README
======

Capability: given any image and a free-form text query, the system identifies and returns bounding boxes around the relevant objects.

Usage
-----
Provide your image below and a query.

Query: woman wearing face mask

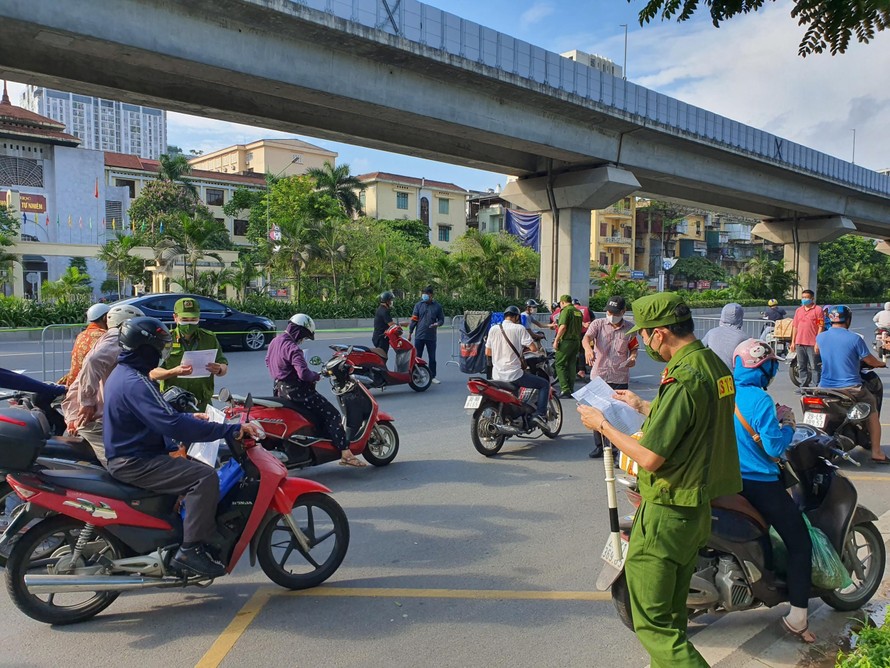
[154,297,228,412]
[581,295,639,458]
[732,338,814,643]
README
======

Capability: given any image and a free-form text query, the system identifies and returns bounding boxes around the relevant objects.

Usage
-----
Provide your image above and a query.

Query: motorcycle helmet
[733,338,779,387]
[107,304,145,329]
[119,316,172,356]
[504,305,521,318]
[379,291,394,304]
[550,302,559,311]
[525,299,539,308]
[289,313,316,340]
[884,301,890,311]
[86,303,111,323]
[828,305,852,325]
[767,299,778,307]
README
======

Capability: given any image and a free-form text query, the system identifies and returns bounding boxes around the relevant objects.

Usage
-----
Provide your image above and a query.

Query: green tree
[672,256,727,283]
[128,179,211,240]
[98,233,148,297]
[0,206,19,295]
[306,162,365,217]
[818,235,890,299]
[637,0,889,56]
[41,266,92,302]
[378,218,430,247]
[157,153,196,195]
[731,251,797,299]
[156,214,230,293]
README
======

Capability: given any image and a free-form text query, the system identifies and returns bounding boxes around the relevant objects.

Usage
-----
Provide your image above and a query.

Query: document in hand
[187,404,226,466]
[572,377,645,436]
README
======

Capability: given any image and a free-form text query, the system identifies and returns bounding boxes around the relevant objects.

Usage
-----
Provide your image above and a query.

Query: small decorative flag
[94,178,99,199]
[88,217,92,230]
[45,213,49,227]
[159,222,165,234]
[67,215,72,228]
[78,217,83,229]
[21,213,26,224]
[56,214,60,227]
[130,219,135,232]
[111,218,116,230]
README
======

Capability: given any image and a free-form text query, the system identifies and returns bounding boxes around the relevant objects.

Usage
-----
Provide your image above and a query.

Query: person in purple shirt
[265,313,365,467]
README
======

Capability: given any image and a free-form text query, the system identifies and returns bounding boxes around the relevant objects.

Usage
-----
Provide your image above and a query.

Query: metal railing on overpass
[295,0,890,197]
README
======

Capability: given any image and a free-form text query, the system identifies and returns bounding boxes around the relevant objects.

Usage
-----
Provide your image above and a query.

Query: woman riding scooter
[732,338,814,643]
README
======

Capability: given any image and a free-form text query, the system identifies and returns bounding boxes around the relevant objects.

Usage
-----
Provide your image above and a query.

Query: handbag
[734,406,799,489]
[498,323,528,370]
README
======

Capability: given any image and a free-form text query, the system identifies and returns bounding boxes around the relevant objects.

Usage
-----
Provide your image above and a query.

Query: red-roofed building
[356,172,468,249]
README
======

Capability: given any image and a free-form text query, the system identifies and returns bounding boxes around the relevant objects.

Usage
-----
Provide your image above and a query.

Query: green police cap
[559,294,572,304]
[627,292,690,334]
[174,297,200,318]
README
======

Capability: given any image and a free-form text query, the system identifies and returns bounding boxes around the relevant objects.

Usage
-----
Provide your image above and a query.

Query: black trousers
[108,455,218,545]
[416,338,437,378]
[741,478,813,608]
[276,385,348,451]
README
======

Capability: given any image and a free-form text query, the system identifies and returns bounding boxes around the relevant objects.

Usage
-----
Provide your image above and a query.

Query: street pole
[851,128,856,164]
[620,24,627,80]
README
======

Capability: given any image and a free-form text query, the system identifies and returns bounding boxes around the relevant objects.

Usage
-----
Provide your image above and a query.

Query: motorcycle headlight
[847,402,871,422]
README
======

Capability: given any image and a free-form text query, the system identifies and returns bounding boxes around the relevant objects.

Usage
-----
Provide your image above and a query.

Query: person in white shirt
[486,306,550,430]
[873,302,890,330]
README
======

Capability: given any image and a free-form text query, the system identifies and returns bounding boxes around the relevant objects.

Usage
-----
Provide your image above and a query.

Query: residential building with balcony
[591,197,636,273]
[356,172,468,249]
[467,189,507,233]
[187,138,336,178]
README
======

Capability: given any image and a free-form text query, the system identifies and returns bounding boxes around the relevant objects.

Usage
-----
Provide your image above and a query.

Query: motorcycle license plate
[803,412,827,428]
[600,534,629,570]
[464,394,483,410]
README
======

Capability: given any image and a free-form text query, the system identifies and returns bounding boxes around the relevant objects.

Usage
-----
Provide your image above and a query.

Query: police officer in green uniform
[153,297,228,411]
[552,294,583,397]
[578,293,741,668]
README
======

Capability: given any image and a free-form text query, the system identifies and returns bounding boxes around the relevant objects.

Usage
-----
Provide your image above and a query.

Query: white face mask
[608,314,622,325]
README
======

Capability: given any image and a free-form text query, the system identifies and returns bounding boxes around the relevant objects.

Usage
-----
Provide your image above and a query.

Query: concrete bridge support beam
[752,216,855,299]
[501,167,640,304]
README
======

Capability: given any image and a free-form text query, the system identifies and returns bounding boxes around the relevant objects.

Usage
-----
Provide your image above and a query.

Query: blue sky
[9,1,890,191]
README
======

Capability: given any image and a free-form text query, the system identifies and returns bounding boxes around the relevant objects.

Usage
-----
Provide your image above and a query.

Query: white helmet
[107,304,145,329]
[884,302,890,311]
[86,303,111,323]
[289,313,316,340]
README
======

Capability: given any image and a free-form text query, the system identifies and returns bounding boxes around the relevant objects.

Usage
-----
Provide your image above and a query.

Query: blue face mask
[421,294,430,302]
[801,298,813,306]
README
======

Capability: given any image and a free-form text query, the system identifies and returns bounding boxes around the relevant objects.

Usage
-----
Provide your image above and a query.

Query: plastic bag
[187,404,226,466]
[769,516,852,590]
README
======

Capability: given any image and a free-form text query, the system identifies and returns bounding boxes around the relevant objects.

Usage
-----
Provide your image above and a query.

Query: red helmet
[733,338,777,369]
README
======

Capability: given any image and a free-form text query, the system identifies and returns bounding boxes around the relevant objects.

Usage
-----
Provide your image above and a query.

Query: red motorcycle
[224,354,400,468]
[330,324,432,392]
[465,353,563,456]
[1,396,349,625]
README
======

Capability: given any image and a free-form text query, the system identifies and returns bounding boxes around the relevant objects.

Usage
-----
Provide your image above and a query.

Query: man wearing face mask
[789,289,824,389]
[577,292,741,667]
[156,298,227,412]
[408,285,445,384]
[581,296,638,458]
[104,317,262,578]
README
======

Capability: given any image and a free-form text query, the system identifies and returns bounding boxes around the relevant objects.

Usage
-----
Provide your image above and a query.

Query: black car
[113,294,276,351]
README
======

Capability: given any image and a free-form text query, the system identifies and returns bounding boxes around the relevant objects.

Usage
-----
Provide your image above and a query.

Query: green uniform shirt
[557,304,583,341]
[160,327,227,411]
[638,340,742,507]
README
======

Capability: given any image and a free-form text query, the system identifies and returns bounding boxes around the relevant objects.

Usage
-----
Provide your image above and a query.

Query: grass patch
[836,615,890,667]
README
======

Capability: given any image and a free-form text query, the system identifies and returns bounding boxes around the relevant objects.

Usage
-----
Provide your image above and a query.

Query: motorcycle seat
[38,468,166,501]
[41,437,99,463]
[370,347,388,360]
[486,379,519,392]
[711,494,768,530]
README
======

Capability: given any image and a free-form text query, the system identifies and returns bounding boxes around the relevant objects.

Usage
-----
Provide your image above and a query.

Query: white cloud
[519,2,554,29]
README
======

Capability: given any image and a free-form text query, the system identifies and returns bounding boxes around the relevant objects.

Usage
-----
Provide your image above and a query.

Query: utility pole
[851,128,856,164]
[619,24,628,80]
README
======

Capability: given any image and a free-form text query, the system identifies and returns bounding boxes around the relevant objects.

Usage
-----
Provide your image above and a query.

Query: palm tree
[230,254,260,301]
[41,267,92,302]
[98,233,145,297]
[306,162,365,217]
[153,214,228,292]
[157,153,197,196]
[310,218,350,299]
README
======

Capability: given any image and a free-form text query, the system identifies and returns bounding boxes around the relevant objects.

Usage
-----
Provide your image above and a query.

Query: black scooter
[799,369,883,453]
[598,407,886,629]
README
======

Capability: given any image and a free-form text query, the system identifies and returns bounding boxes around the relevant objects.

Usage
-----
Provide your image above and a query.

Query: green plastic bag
[768,516,852,591]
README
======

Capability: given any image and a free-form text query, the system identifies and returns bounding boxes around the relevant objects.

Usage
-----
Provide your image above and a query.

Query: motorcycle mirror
[218,388,231,403]
[847,402,871,422]
[309,356,323,366]
[244,393,254,416]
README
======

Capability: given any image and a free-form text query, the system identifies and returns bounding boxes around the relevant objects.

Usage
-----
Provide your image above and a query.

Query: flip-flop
[871,457,890,465]
[340,457,367,468]
[780,617,816,644]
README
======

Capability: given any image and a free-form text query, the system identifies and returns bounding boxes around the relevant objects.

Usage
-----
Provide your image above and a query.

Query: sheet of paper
[572,377,645,436]
[187,404,226,467]
[180,349,218,378]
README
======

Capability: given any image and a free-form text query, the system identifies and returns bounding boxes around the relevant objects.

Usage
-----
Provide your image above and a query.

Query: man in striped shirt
[582,295,639,458]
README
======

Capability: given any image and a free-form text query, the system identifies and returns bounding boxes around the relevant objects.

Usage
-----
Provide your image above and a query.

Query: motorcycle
[222,354,400,468]
[330,324,432,392]
[0,394,349,625]
[799,368,883,453]
[465,352,563,456]
[874,328,889,363]
[599,406,886,630]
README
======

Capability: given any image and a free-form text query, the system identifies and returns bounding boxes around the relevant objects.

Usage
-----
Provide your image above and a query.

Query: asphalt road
[1,317,889,667]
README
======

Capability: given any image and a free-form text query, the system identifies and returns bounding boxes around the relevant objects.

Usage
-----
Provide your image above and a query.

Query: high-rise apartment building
[22,86,167,159]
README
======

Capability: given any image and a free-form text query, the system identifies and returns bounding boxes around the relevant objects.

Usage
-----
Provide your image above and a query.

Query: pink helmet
[733,338,777,369]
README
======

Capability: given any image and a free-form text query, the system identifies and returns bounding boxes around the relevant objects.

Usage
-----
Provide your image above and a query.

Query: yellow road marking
[194,586,609,667]
[194,587,272,668]
[846,473,890,481]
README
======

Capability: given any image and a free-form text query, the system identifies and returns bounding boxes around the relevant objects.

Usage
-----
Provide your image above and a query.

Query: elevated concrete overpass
[2,0,889,299]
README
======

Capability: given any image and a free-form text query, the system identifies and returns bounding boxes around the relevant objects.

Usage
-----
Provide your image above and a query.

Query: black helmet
[379,291,394,303]
[525,299,539,308]
[119,316,172,353]
[504,305,521,317]
[550,302,559,311]
[828,304,852,324]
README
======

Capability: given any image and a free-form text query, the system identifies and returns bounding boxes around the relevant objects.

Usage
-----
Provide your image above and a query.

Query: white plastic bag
[187,404,226,467]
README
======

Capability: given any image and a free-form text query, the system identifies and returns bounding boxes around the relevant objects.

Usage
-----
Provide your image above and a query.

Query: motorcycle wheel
[610,573,635,632]
[788,358,801,387]
[362,422,400,466]
[821,521,886,611]
[257,492,349,590]
[471,405,505,456]
[5,516,123,624]
[408,365,432,392]
[542,396,563,438]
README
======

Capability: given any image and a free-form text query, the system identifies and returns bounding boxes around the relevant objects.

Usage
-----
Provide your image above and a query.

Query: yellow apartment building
[590,196,637,274]
[188,138,337,178]
[356,172,468,250]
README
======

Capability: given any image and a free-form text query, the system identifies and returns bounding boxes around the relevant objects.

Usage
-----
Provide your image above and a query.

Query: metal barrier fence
[447,315,464,368]
[692,317,771,341]
[40,324,81,382]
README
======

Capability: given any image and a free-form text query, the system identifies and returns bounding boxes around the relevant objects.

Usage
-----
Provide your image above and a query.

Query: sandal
[340,456,367,468]
[781,617,816,644]
[871,456,890,465]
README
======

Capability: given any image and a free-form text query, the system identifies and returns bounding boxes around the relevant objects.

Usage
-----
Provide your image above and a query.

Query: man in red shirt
[790,289,824,389]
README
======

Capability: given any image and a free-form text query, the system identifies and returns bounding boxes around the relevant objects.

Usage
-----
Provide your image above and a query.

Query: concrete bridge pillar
[501,167,640,305]
[751,216,855,299]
